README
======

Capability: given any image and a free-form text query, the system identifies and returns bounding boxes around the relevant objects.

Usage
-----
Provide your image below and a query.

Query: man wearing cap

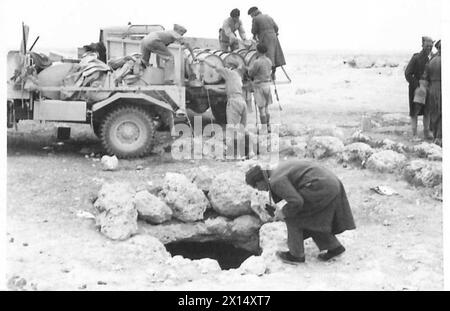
[140,24,193,67]
[405,36,434,140]
[245,160,356,264]
[421,40,442,146]
[219,9,248,52]
[248,43,273,132]
[248,6,286,79]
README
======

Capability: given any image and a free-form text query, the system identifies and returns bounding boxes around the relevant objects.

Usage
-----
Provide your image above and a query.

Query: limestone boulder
[259,222,288,254]
[379,139,407,154]
[412,143,442,161]
[339,142,373,166]
[159,173,209,222]
[165,255,202,282]
[94,182,138,241]
[117,235,171,265]
[231,215,262,237]
[403,160,442,187]
[204,216,232,236]
[259,222,288,273]
[194,258,222,274]
[366,150,407,173]
[208,171,254,217]
[101,155,119,171]
[239,256,267,276]
[134,190,172,224]
[250,190,273,223]
[186,166,215,193]
[307,136,344,159]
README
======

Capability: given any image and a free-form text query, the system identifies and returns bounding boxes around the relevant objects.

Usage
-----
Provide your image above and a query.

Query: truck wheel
[100,106,155,158]
[210,99,227,125]
[93,122,101,138]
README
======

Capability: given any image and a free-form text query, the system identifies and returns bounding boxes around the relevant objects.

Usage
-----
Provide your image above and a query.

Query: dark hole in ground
[165,241,256,270]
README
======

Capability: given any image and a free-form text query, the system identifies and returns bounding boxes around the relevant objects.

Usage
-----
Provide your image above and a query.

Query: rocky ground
[5,52,443,290]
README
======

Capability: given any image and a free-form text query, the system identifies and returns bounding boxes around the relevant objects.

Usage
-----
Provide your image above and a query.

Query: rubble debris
[195,258,222,274]
[350,130,374,145]
[307,136,344,159]
[403,160,442,188]
[365,150,407,173]
[94,182,138,241]
[159,173,209,222]
[208,171,254,217]
[118,235,171,264]
[101,155,119,171]
[339,142,373,166]
[378,139,408,154]
[134,190,173,224]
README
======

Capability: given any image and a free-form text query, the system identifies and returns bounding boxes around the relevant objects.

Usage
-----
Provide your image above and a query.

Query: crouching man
[245,160,356,263]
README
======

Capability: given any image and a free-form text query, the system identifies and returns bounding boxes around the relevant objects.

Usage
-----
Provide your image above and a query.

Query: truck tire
[210,98,227,125]
[100,106,155,158]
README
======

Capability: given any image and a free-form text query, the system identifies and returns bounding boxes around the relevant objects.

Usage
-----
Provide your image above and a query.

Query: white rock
[101,155,119,171]
[119,235,171,264]
[134,190,172,224]
[159,173,209,222]
[259,222,288,253]
[250,190,273,223]
[412,143,442,161]
[307,136,344,159]
[239,256,267,276]
[340,142,373,166]
[208,171,254,217]
[366,150,407,173]
[403,160,442,187]
[166,256,201,282]
[204,216,232,235]
[231,215,262,237]
[194,258,222,274]
[94,182,138,240]
[186,166,215,193]
[350,130,373,144]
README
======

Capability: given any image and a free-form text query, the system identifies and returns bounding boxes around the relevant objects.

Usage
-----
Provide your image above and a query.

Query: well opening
[165,240,257,270]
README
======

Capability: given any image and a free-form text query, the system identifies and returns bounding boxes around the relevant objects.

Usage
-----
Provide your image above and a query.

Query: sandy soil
[5,52,443,290]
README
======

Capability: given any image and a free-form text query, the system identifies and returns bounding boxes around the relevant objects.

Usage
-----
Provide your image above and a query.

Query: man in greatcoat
[405,36,434,140]
[248,6,286,80]
[421,40,442,146]
[245,160,356,264]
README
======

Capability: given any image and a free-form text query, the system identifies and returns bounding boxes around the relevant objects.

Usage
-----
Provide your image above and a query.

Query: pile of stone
[92,170,275,252]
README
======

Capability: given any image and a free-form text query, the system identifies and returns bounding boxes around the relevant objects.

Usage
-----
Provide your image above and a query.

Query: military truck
[7,23,288,158]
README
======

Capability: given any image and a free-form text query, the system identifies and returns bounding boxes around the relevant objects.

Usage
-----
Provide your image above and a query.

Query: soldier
[245,160,356,264]
[219,8,248,51]
[405,36,434,140]
[140,24,193,67]
[248,6,286,80]
[248,43,273,132]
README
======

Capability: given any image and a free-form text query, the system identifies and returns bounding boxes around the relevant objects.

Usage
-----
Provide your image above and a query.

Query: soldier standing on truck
[219,9,248,51]
[140,24,193,67]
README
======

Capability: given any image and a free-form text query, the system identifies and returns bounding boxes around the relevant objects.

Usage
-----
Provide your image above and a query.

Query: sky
[0,0,444,53]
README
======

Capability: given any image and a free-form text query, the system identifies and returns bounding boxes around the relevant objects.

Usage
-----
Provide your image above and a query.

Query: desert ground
[6,51,443,291]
